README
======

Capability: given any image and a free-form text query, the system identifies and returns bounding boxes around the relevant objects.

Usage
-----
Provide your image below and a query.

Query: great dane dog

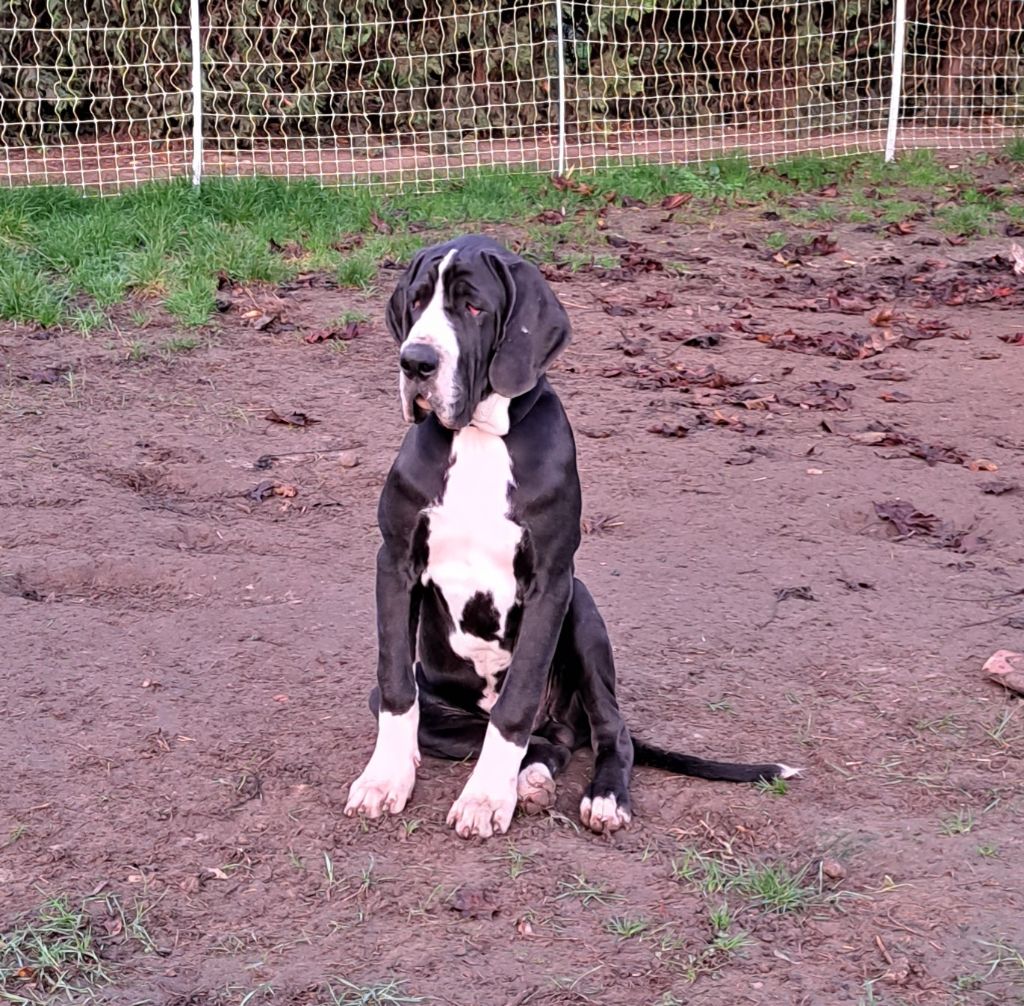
[345,235,795,839]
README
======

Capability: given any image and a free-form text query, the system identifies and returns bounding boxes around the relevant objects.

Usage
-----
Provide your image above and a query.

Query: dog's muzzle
[399,343,438,423]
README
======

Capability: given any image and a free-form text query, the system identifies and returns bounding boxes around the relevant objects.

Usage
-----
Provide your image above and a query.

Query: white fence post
[553,0,568,175]
[190,0,203,185]
[884,0,908,162]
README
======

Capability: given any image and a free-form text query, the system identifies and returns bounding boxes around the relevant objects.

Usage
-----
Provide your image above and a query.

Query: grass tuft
[321,977,425,1006]
[671,848,818,914]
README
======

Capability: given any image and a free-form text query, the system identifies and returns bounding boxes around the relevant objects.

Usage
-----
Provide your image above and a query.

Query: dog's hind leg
[560,578,635,834]
[516,736,572,815]
[370,683,487,761]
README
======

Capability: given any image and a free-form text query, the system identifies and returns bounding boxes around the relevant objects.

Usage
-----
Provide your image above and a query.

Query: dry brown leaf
[982,650,1024,695]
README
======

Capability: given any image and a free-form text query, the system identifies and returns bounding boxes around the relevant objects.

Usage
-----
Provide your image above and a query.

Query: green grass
[0,893,157,1004]
[671,848,818,914]
[159,335,201,357]
[940,809,976,836]
[0,149,1010,330]
[937,203,990,237]
[1005,136,1024,162]
[321,978,425,1006]
[605,915,649,939]
[755,776,790,797]
[556,873,625,908]
[0,896,109,1002]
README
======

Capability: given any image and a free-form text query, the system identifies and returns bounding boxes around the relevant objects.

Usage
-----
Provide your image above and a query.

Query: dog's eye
[466,304,481,317]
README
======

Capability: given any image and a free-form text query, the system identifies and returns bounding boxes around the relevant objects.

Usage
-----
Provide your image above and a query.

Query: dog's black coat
[356,235,790,836]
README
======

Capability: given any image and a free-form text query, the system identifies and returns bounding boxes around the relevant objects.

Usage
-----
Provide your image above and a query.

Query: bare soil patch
[3,178,1023,1005]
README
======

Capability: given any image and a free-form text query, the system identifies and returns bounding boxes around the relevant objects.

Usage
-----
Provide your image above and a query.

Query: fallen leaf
[516,916,535,937]
[873,500,941,537]
[305,321,362,343]
[265,409,320,427]
[887,219,915,236]
[1011,242,1024,276]
[982,650,1024,695]
[451,887,499,919]
[369,210,392,235]
[648,422,691,438]
[997,332,1024,345]
[246,480,299,502]
[980,479,1018,495]
[774,585,817,602]
[661,193,692,210]
[782,380,854,411]
[16,365,70,384]
[967,459,998,472]
[644,290,675,309]
[868,306,896,327]
[873,499,984,553]
[879,391,912,403]
[242,308,282,332]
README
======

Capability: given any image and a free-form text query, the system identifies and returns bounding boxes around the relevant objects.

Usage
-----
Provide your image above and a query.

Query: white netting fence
[0,0,1021,193]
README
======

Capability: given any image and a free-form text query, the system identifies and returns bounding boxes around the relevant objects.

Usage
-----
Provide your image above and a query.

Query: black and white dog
[345,236,795,839]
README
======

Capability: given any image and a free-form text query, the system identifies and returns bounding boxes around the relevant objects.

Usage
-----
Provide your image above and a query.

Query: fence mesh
[0,0,1021,192]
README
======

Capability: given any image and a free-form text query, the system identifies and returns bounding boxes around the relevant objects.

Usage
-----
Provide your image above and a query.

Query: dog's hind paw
[580,793,631,835]
[517,763,556,815]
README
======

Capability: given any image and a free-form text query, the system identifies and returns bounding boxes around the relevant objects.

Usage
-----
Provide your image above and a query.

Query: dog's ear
[482,251,571,399]
[386,247,435,344]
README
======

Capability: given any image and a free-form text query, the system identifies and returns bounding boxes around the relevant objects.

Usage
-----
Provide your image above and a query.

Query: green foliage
[2,1,1018,150]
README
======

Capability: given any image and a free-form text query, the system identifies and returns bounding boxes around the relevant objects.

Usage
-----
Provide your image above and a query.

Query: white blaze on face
[400,249,460,425]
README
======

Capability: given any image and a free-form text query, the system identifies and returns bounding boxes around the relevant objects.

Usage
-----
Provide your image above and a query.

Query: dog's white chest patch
[424,426,521,710]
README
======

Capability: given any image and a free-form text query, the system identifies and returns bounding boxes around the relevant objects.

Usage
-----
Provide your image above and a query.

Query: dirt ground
[3,168,1024,1006]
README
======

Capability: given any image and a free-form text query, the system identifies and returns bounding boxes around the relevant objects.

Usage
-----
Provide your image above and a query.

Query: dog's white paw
[345,761,417,819]
[517,763,556,815]
[447,785,517,839]
[580,793,631,834]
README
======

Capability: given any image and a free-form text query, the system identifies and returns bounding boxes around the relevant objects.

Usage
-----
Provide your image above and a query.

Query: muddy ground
[3,165,1024,1006]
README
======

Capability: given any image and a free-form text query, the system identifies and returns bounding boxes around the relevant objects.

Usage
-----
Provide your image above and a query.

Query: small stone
[822,858,846,880]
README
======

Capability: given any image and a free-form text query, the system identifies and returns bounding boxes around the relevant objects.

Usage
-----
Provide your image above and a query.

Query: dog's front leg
[345,545,421,819]
[447,575,572,839]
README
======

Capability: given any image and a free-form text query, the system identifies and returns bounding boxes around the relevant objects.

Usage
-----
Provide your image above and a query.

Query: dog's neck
[470,394,511,436]
[469,381,548,437]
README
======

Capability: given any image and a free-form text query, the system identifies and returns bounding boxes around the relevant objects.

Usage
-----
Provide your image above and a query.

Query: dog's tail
[631,737,800,784]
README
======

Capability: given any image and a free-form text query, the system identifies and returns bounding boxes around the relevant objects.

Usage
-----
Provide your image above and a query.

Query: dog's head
[385,235,571,435]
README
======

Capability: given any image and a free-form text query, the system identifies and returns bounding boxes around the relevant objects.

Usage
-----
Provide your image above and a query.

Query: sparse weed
[983,708,1017,747]
[1006,137,1024,162]
[0,892,159,1001]
[321,977,425,1005]
[556,873,625,908]
[679,929,754,983]
[672,848,817,914]
[605,915,649,939]
[159,335,200,357]
[755,776,790,797]
[940,810,975,837]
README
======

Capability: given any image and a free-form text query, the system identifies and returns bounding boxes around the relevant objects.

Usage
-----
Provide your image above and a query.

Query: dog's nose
[400,343,439,380]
